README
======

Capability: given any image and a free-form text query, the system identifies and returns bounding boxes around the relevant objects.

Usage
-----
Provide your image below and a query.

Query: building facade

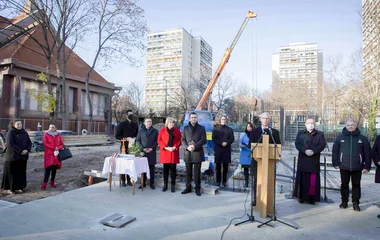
[272,42,323,113]
[0,9,116,133]
[145,28,212,114]
[363,0,380,86]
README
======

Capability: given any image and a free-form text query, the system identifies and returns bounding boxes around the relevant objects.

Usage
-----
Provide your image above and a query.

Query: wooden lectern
[252,135,281,218]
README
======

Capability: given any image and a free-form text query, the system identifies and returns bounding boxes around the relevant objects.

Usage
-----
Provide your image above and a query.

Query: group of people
[1,120,65,194]
[115,110,207,196]
[1,113,379,217]
[293,118,379,213]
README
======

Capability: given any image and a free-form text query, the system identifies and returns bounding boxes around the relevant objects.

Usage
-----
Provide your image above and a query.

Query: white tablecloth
[102,156,150,182]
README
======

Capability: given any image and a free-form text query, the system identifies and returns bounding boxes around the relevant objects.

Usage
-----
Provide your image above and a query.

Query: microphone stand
[235,133,273,227]
[258,129,298,229]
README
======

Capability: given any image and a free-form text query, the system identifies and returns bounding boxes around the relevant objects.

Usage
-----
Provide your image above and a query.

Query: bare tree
[84,0,147,134]
[212,72,236,112]
[124,81,145,117]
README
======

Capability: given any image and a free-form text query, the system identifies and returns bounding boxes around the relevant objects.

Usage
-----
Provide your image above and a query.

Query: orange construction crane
[195,11,257,110]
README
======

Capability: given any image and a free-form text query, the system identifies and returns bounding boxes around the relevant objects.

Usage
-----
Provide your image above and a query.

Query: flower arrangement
[128,143,143,157]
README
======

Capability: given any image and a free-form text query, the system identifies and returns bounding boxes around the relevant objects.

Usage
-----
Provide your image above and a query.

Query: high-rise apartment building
[272,42,323,113]
[145,28,212,114]
[363,0,380,85]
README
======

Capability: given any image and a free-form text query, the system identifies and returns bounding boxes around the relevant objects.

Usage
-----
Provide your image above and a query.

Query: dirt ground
[0,144,120,204]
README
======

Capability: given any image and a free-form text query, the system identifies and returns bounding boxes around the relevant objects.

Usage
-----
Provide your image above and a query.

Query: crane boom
[195,11,257,111]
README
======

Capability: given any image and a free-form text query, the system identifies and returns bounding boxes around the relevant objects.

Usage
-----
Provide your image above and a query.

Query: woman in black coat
[1,120,32,193]
[212,115,235,188]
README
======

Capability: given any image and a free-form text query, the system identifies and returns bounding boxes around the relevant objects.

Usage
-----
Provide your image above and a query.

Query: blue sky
[77,0,363,92]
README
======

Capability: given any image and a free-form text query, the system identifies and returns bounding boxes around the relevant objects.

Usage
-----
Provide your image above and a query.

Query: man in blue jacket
[332,119,371,212]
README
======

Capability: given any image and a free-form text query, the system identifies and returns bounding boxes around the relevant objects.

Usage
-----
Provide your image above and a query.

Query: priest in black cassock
[293,118,326,204]
[249,112,281,206]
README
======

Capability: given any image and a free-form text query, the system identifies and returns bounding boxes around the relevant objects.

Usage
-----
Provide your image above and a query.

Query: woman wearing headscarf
[1,120,32,193]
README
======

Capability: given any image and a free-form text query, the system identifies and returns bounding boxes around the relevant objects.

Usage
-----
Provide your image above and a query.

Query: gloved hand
[54,150,59,156]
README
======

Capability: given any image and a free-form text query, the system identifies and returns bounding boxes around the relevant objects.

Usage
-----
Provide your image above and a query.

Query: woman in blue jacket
[239,122,254,188]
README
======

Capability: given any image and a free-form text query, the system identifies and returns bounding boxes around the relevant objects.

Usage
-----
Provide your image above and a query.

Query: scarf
[245,130,251,138]
[167,127,174,147]
[47,131,59,137]
[11,127,23,134]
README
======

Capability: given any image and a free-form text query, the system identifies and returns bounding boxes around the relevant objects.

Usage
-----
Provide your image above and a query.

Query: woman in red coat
[41,124,64,190]
[158,117,181,193]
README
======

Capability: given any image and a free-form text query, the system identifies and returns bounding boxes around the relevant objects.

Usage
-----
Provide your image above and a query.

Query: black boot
[171,185,175,193]
[353,202,360,212]
[181,187,191,194]
[162,185,168,192]
[339,201,348,209]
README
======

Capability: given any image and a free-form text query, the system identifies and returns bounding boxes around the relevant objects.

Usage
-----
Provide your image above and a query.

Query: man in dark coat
[371,135,380,220]
[293,118,326,204]
[371,135,380,184]
[332,119,371,212]
[249,112,281,206]
[136,118,158,189]
[115,109,139,186]
[181,112,207,196]
[212,115,235,188]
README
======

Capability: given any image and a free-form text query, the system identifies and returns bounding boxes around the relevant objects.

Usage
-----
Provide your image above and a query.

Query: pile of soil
[0,144,120,204]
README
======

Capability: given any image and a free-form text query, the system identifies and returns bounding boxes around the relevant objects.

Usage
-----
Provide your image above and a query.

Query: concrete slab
[0,149,379,240]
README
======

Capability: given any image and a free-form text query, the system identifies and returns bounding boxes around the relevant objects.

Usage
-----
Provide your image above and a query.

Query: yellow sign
[206,132,212,140]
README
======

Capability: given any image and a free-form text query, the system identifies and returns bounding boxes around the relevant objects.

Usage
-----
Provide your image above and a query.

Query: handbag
[58,147,72,161]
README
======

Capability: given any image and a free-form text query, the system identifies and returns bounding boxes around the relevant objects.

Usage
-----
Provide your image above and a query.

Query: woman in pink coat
[41,124,64,190]
[158,117,181,192]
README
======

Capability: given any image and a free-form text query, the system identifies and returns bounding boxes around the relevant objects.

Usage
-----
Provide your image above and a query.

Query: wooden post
[121,138,127,154]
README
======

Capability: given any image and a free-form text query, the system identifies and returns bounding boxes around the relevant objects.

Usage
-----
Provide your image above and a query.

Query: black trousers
[215,163,229,184]
[142,164,155,186]
[163,163,177,186]
[44,165,57,183]
[243,167,249,184]
[340,169,362,203]
[185,162,201,190]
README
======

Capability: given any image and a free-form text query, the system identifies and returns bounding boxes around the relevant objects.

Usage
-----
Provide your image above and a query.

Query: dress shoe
[121,182,127,187]
[171,185,175,193]
[127,182,133,186]
[50,181,56,188]
[40,182,47,190]
[309,199,315,205]
[162,185,168,192]
[181,188,191,194]
[339,201,348,209]
[353,202,360,212]
[298,199,304,204]
[15,189,23,193]
[138,185,146,189]
[195,189,201,196]
[150,184,155,190]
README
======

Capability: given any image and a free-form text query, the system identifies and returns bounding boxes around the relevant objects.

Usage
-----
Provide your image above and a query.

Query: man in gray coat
[136,118,158,189]
[181,112,207,196]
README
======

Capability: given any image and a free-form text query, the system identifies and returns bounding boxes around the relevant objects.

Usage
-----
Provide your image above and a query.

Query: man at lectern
[249,112,281,206]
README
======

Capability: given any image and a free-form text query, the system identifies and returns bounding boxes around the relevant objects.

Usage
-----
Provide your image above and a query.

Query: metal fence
[0,118,109,134]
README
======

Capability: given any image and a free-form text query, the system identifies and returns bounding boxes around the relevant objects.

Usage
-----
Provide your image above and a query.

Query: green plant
[128,144,142,157]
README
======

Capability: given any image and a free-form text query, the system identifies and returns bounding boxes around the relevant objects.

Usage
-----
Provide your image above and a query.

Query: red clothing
[158,127,181,164]
[43,132,64,169]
